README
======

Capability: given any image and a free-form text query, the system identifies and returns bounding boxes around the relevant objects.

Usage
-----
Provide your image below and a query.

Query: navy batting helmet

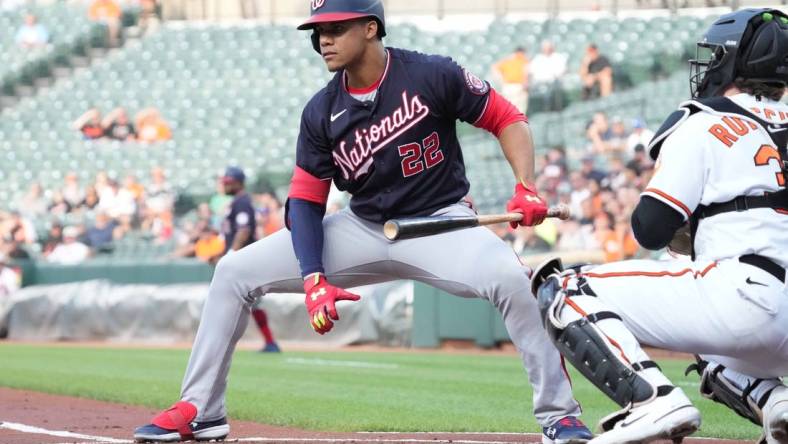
[690,8,788,98]
[298,0,386,53]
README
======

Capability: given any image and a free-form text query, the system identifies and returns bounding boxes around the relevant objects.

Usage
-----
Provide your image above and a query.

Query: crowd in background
[0,107,657,268]
[484,111,655,262]
[73,107,172,142]
[0,166,288,266]
[12,0,162,51]
[492,41,614,114]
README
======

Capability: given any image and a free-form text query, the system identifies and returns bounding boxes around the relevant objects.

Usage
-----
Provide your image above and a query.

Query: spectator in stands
[255,192,284,238]
[94,171,111,196]
[88,0,122,47]
[512,227,551,256]
[62,173,85,209]
[626,118,655,154]
[48,190,72,217]
[122,174,145,204]
[18,182,48,218]
[626,144,652,176]
[194,226,224,263]
[135,108,172,143]
[102,108,136,141]
[568,171,591,216]
[80,186,100,211]
[137,0,162,36]
[41,223,63,257]
[73,109,105,140]
[580,44,613,100]
[142,167,175,230]
[47,226,90,265]
[555,219,595,251]
[5,238,29,260]
[528,40,568,111]
[150,210,174,244]
[0,253,20,298]
[606,116,631,155]
[99,179,136,225]
[1,211,36,245]
[84,212,118,253]
[580,155,606,184]
[586,112,617,155]
[492,47,529,113]
[15,14,49,48]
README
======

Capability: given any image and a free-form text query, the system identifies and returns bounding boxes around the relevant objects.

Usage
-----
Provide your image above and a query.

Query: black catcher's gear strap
[696,190,788,219]
[686,356,774,426]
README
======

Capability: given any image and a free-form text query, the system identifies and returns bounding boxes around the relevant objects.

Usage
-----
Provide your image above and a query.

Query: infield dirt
[0,387,750,444]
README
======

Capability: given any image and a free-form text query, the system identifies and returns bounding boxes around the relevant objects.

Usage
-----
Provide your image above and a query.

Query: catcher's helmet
[298,0,386,53]
[690,8,788,98]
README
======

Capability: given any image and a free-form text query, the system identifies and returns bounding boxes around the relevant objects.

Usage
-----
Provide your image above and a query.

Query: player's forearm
[498,121,536,185]
[631,196,685,250]
[288,198,326,278]
[231,228,251,251]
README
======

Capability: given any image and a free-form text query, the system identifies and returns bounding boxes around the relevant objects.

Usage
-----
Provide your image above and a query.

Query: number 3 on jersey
[398,132,444,177]
[754,144,786,187]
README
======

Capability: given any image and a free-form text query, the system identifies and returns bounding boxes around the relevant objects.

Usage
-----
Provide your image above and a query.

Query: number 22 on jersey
[398,132,444,177]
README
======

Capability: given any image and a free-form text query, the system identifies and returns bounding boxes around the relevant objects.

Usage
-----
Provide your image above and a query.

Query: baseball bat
[383,204,571,241]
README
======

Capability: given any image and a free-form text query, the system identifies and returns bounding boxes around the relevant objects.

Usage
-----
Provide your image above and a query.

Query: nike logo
[746,277,768,287]
[620,412,649,427]
[330,109,347,122]
[768,125,787,133]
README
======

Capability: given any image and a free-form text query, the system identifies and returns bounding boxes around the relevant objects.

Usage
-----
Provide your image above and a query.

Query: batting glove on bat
[506,182,548,228]
[303,274,361,335]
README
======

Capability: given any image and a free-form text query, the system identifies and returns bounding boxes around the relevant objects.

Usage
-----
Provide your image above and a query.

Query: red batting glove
[303,274,361,335]
[506,182,548,228]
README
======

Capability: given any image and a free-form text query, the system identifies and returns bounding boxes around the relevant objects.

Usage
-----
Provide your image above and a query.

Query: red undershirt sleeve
[473,88,528,137]
[288,166,331,205]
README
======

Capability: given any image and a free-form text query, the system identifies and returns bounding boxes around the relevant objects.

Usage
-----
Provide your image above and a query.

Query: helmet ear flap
[311,31,320,54]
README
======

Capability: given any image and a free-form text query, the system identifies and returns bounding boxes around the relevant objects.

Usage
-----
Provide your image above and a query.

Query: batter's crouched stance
[133,1,593,443]
[532,9,788,444]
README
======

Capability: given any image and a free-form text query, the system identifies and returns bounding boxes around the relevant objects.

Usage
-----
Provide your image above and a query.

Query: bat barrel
[384,215,479,241]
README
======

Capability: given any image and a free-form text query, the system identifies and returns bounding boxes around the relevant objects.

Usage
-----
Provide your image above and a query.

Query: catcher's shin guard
[686,357,775,426]
[534,265,657,410]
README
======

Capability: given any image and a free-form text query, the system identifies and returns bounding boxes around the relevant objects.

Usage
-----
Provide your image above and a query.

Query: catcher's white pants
[556,257,788,390]
[178,204,580,426]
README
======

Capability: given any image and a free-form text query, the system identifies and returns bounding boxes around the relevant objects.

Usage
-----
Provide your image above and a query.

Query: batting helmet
[298,0,386,53]
[690,8,788,98]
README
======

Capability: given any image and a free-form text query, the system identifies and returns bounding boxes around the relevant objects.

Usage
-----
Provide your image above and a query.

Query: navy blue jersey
[296,48,491,223]
[222,192,257,252]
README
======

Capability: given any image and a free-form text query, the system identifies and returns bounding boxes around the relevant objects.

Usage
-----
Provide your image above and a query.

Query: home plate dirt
[0,387,748,444]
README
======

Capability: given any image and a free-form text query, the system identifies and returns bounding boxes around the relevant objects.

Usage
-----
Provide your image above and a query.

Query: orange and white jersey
[643,93,788,267]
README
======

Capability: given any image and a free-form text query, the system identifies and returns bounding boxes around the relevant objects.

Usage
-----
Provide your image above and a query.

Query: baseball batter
[133,1,593,442]
[530,9,788,444]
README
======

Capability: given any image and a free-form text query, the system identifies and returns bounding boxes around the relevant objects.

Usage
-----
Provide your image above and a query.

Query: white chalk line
[285,357,399,370]
[234,439,520,443]
[51,441,515,444]
[0,420,131,443]
[4,420,745,444]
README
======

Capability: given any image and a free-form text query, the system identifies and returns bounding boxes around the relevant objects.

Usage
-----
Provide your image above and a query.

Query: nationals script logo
[333,91,430,180]
[311,0,326,10]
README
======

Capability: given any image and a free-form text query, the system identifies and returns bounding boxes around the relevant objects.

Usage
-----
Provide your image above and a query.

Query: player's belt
[739,254,786,283]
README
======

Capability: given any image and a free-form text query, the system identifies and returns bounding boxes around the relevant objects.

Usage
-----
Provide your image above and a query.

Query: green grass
[0,343,760,439]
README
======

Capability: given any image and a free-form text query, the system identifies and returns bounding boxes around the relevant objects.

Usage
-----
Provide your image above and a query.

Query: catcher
[532,8,788,444]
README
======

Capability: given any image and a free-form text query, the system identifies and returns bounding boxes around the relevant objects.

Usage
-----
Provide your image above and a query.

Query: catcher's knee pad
[535,272,656,409]
[686,357,774,426]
